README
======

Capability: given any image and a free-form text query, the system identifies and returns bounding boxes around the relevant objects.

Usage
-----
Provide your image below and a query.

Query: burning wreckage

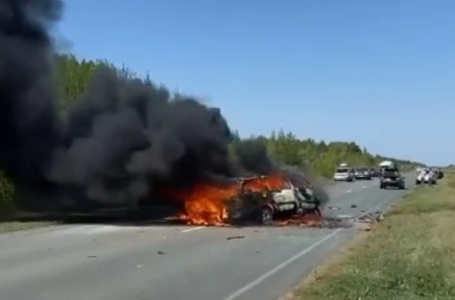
[228,174,326,225]
[0,0,332,229]
[156,173,328,226]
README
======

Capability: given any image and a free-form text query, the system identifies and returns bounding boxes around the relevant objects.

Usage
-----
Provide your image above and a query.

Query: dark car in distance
[379,168,405,189]
[369,168,379,177]
[354,167,372,180]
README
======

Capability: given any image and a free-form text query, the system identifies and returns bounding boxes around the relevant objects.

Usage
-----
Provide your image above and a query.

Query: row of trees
[0,54,420,213]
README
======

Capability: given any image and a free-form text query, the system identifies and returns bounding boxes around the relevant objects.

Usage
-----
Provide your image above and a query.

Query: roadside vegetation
[296,169,455,300]
[0,54,420,228]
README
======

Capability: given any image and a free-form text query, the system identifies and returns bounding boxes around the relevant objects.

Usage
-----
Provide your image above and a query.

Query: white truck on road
[379,160,396,176]
[379,160,395,169]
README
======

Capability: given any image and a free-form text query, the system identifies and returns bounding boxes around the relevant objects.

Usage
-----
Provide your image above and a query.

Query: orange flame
[274,212,323,227]
[242,174,288,193]
[181,182,237,225]
[156,174,323,227]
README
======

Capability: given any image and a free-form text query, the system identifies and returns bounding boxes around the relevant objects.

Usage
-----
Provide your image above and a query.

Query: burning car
[226,174,327,225]
[152,172,328,226]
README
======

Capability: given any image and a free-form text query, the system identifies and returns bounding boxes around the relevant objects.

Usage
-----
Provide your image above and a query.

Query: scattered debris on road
[227,235,245,240]
[358,210,384,223]
[157,251,166,255]
[354,210,385,231]
[351,204,357,208]
[87,255,97,259]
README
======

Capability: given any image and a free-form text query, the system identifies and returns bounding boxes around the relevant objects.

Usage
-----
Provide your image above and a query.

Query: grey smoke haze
[0,0,284,208]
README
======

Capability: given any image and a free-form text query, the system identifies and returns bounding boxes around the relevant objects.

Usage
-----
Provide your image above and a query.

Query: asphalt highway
[0,175,415,300]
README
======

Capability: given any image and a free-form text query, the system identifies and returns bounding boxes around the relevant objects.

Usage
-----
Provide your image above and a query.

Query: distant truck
[378,160,397,176]
[379,160,396,169]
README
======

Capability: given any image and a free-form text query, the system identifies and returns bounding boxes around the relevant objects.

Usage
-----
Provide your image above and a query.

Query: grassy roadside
[0,220,57,234]
[0,209,58,234]
[295,170,455,300]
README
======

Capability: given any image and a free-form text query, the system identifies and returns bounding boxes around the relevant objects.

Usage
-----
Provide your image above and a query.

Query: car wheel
[259,205,274,225]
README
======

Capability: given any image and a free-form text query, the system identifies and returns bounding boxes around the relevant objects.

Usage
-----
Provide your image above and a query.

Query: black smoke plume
[0,0,328,212]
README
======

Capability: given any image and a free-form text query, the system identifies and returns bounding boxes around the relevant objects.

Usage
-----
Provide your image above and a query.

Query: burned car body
[227,174,327,225]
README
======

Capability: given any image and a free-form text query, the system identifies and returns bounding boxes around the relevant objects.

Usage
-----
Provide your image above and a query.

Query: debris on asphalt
[327,206,340,210]
[227,235,245,240]
[350,204,357,208]
[87,255,97,259]
[355,210,384,231]
[376,211,384,222]
[157,251,166,255]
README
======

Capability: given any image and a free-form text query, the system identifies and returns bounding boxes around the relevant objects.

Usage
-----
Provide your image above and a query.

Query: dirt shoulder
[293,170,455,300]
[0,220,57,234]
[0,210,59,234]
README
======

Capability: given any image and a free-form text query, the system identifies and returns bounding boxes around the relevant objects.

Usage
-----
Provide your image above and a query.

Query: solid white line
[220,228,343,300]
[346,189,352,193]
[337,214,352,218]
[181,226,205,233]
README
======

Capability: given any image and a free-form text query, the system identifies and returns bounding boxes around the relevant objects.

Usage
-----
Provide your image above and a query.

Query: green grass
[0,211,59,234]
[296,171,455,300]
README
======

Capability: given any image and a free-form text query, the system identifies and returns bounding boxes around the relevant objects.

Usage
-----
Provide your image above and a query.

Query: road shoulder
[0,218,57,234]
[288,171,455,300]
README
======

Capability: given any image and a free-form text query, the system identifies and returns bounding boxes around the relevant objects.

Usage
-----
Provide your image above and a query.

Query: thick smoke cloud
[0,0,63,187]
[0,0,326,211]
[48,68,241,205]
[234,139,276,175]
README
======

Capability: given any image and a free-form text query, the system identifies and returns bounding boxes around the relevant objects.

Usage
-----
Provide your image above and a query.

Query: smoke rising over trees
[0,0,420,215]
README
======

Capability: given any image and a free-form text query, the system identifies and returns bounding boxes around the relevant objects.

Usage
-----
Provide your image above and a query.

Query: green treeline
[0,54,420,212]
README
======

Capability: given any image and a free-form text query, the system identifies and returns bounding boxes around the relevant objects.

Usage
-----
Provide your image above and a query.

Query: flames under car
[141,173,327,226]
[225,175,326,225]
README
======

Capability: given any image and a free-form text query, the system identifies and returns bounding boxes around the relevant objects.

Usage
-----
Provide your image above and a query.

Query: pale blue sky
[58,0,454,165]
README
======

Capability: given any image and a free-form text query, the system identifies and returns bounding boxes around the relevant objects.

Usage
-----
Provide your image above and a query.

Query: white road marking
[346,189,352,193]
[337,214,352,218]
[181,226,205,233]
[84,225,141,234]
[221,228,343,300]
[47,225,141,236]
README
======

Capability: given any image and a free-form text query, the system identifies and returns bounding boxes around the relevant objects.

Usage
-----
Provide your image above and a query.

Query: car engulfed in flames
[161,173,328,226]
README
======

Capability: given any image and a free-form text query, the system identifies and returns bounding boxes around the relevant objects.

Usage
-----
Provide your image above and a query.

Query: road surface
[0,175,415,300]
